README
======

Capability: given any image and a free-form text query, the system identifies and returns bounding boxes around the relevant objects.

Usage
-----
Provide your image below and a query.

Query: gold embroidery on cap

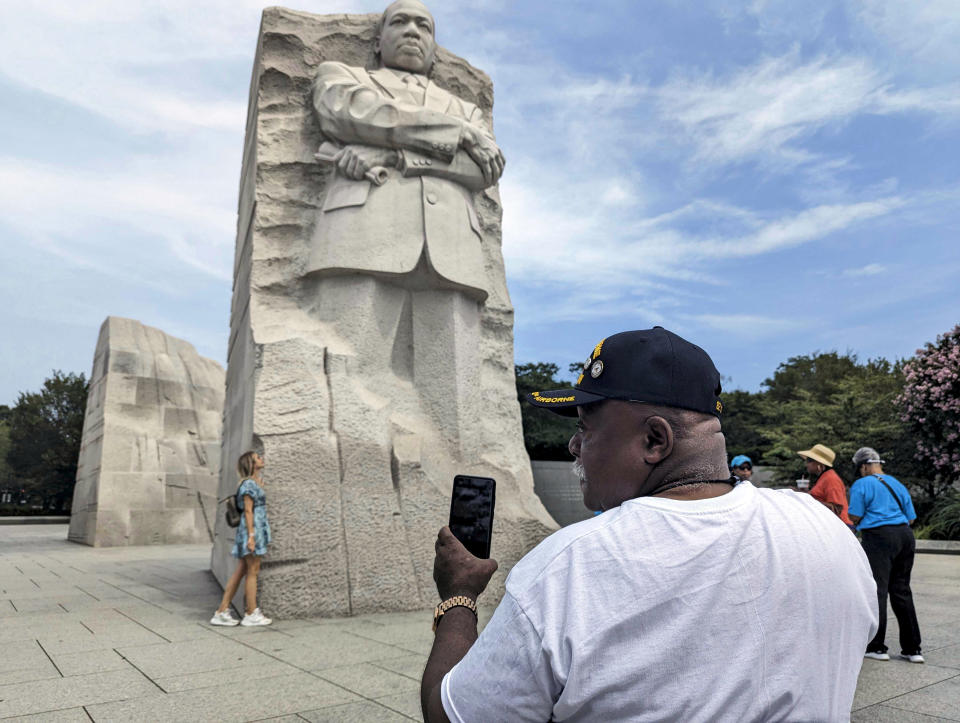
[716,400,723,413]
[532,392,575,403]
[592,338,606,359]
[576,374,584,386]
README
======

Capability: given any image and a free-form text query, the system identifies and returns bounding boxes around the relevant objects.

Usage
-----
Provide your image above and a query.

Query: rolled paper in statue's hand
[314,142,388,186]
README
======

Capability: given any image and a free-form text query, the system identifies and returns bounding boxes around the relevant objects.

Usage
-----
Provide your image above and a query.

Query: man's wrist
[437,589,478,603]
[433,595,478,633]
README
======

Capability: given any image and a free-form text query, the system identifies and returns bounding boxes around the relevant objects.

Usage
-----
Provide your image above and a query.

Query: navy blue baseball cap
[527,327,724,418]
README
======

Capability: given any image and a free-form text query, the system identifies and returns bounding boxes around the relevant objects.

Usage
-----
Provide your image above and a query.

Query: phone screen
[449,475,496,559]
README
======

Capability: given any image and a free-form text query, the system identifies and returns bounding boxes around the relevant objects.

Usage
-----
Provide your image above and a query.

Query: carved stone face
[376,0,437,73]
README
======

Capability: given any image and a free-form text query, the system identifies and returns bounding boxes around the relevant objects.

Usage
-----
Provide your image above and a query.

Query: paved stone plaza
[1,525,958,722]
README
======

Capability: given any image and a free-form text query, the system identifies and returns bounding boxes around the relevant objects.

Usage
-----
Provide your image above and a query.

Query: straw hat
[797,443,836,467]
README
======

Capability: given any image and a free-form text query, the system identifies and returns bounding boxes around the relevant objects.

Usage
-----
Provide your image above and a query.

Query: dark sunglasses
[734,463,752,471]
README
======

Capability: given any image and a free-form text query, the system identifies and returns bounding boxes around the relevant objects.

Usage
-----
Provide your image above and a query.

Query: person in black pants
[848,446,923,663]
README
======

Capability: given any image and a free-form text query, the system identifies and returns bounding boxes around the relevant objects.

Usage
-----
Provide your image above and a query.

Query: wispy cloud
[0,158,234,281]
[855,0,960,73]
[683,313,808,337]
[503,167,903,290]
[842,263,886,277]
[656,53,960,169]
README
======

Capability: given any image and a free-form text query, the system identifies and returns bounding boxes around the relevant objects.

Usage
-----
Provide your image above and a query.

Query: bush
[914,491,960,541]
[896,323,960,504]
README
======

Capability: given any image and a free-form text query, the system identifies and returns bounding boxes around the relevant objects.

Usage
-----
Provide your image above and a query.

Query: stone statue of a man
[305,0,507,452]
[211,2,556,616]
[308,0,505,298]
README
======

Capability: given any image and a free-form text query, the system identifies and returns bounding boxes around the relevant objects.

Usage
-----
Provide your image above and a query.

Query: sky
[1,0,958,405]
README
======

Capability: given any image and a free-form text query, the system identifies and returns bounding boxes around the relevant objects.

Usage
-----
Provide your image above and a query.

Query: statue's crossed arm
[312,61,503,188]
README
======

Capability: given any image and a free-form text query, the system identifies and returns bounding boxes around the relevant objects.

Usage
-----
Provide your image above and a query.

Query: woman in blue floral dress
[210,451,273,627]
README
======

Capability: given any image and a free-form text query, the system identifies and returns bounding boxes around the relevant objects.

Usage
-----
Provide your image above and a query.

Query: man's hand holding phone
[433,526,498,601]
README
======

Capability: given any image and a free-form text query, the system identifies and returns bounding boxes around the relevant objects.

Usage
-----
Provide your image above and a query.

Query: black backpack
[220,483,243,527]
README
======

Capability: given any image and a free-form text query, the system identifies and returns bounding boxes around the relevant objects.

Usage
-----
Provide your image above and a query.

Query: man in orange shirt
[798,443,852,527]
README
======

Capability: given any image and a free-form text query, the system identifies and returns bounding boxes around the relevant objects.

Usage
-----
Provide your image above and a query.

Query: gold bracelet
[432,595,478,633]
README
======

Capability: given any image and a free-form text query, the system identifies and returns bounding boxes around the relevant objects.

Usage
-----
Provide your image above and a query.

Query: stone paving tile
[921,621,960,653]
[299,699,413,722]
[0,706,93,722]
[5,597,78,614]
[52,648,134,677]
[37,625,168,656]
[86,672,359,723]
[852,703,959,722]
[371,653,427,681]
[853,659,960,710]
[881,675,960,721]
[315,662,420,699]
[0,640,51,674]
[0,668,161,718]
[375,690,424,721]
[0,616,85,644]
[154,659,302,693]
[285,638,413,671]
[114,636,278,679]
[208,625,297,646]
[0,664,61,686]
[925,643,960,670]
[244,628,412,670]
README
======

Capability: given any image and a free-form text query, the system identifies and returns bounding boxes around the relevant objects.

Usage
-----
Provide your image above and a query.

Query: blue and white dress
[231,479,272,558]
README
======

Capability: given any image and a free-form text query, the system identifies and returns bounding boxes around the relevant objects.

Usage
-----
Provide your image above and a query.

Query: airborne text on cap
[531,392,575,403]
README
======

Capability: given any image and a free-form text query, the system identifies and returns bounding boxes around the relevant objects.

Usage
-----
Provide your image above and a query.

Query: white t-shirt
[441,481,878,722]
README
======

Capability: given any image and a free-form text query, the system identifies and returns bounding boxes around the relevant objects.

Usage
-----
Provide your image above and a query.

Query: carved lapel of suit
[424,80,452,114]
[369,67,420,105]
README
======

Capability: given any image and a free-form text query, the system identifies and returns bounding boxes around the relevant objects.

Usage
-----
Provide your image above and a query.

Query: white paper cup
[796,479,810,491]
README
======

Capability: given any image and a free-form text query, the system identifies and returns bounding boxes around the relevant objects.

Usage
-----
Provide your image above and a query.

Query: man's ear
[641,415,674,465]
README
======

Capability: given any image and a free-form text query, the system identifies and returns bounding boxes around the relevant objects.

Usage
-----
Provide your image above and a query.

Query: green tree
[0,409,11,487]
[516,362,577,460]
[6,371,88,510]
[756,353,917,492]
[719,389,767,464]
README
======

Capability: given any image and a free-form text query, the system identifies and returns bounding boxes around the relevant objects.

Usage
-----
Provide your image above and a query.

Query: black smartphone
[449,475,496,559]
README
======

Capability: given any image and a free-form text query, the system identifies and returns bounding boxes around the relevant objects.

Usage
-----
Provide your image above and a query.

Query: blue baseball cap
[730,455,752,469]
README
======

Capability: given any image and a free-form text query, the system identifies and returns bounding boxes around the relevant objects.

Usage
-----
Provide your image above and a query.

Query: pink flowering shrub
[896,324,960,496]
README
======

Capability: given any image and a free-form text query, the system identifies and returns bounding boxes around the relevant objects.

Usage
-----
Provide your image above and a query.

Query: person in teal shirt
[848,447,922,663]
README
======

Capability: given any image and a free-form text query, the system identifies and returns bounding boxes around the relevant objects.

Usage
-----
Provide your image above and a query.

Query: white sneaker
[210,610,239,626]
[899,653,925,663]
[864,651,890,661]
[240,608,272,626]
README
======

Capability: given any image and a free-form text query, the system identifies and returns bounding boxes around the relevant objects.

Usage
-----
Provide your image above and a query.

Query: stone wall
[68,317,225,546]
[531,461,594,527]
[211,7,557,617]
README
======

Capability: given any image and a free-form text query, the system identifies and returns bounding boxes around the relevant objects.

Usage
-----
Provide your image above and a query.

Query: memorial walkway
[1,525,958,721]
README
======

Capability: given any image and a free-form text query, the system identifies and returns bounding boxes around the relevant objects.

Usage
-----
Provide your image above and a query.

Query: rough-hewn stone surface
[211,7,557,617]
[68,317,224,547]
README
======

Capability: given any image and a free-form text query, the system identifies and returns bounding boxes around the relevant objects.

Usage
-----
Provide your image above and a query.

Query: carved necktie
[402,73,426,105]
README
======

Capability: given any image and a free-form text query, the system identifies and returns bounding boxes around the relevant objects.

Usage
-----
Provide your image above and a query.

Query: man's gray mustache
[573,459,586,483]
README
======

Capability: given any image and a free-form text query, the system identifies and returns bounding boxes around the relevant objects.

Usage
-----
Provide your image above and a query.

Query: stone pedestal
[68,317,225,546]
[211,7,557,618]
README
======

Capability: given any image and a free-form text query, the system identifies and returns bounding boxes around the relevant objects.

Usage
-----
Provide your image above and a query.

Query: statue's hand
[336,145,398,181]
[460,125,505,186]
